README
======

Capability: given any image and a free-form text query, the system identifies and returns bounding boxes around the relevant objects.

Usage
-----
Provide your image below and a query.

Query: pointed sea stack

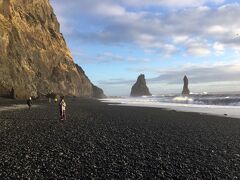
[182,75,190,95]
[130,74,151,97]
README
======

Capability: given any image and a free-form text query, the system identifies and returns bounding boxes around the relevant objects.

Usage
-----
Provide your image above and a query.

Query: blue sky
[50,0,240,96]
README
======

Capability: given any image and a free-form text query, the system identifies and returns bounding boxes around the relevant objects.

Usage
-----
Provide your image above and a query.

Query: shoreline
[101,99,240,119]
[0,104,40,112]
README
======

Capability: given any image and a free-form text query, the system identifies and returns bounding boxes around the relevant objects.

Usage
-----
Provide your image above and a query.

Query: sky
[50,0,240,96]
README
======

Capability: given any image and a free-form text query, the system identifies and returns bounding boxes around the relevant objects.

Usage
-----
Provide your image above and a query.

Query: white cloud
[206,25,228,35]
[71,47,125,63]
[173,35,189,44]
[187,46,211,56]
[119,0,225,7]
[51,1,240,58]
[93,3,126,17]
[181,37,211,56]
[213,42,225,55]
[71,47,154,64]
[162,44,179,56]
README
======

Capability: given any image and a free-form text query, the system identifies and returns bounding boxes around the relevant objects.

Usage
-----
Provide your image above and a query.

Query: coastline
[0,98,239,178]
[0,104,40,112]
[101,98,240,119]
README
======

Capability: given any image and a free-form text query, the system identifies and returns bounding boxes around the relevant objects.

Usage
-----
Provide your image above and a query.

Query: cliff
[130,74,151,97]
[182,75,190,95]
[91,84,106,99]
[0,0,104,99]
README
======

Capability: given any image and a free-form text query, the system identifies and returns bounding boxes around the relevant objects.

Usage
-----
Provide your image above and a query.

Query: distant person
[59,96,66,121]
[27,97,32,110]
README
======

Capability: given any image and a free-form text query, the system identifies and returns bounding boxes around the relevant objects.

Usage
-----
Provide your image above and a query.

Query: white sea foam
[172,96,193,102]
[101,96,240,119]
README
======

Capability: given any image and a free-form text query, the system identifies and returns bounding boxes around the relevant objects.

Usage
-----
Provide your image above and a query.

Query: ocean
[101,93,240,119]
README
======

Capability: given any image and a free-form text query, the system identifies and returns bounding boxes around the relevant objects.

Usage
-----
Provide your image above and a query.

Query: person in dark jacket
[27,97,32,110]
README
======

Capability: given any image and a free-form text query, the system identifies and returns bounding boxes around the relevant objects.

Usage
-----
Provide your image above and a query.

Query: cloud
[206,25,228,35]
[151,64,240,85]
[72,50,125,63]
[97,52,125,62]
[187,44,210,56]
[51,0,225,11]
[213,42,225,55]
[50,1,240,58]
[99,78,134,85]
[117,0,225,7]
[71,48,152,64]
[100,63,240,85]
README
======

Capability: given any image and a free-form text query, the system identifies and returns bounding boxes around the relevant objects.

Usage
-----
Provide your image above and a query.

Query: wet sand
[0,98,239,179]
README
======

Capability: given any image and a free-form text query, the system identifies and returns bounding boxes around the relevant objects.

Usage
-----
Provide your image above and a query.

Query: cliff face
[0,0,101,99]
[182,75,190,95]
[130,74,151,97]
[91,84,106,99]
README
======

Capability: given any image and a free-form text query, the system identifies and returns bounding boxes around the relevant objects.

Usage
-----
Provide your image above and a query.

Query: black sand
[0,99,239,179]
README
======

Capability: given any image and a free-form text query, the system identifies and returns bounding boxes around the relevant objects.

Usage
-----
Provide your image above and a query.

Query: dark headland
[0,98,239,179]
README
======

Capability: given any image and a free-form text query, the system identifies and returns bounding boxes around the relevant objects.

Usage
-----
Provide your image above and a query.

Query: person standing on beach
[59,96,67,121]
[27,97,32,110]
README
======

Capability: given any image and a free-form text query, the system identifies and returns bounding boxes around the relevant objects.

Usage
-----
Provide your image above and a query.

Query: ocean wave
[190,92,208,95]
[104,94,240,106]
[173,96,193,103]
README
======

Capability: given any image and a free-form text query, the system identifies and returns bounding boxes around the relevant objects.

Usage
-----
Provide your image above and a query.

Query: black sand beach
[0,98,239,179]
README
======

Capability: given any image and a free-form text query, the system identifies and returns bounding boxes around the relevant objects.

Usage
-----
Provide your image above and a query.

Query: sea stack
[182,75,190,95]
[130,74,151,97]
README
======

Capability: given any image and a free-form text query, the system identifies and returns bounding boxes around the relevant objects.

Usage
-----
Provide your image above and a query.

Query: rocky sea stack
[182,75,190,95]
[0,0,104,99]
[130,74,151,97]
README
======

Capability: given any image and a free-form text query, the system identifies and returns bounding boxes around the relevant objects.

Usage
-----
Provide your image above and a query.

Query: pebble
[0,99,239,179]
